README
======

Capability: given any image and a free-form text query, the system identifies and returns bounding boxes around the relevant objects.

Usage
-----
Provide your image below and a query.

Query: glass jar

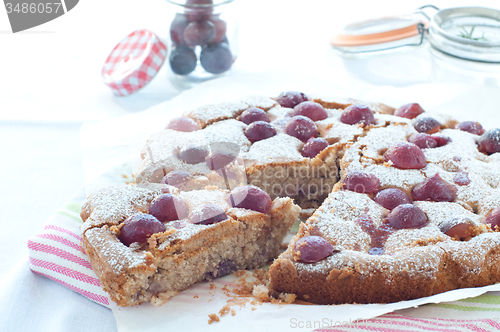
[165,0,238,89]
[428,6,500,86]
[330,5,500,86]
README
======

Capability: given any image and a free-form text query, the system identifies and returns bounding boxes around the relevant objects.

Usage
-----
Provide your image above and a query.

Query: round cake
[80,90,500,306]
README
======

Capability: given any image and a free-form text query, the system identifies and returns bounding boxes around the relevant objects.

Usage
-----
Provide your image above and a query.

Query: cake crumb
[252,285,270,302]
[109,225,121,234]
[219,305,230,317]
[208,268,302,324]
[193,295,198,298]
[208,314,220,324]
[278,293,297,303]
[210,283,216,290]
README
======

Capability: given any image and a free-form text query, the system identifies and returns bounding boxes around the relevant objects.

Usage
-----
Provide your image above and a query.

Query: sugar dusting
[288,112,500,280]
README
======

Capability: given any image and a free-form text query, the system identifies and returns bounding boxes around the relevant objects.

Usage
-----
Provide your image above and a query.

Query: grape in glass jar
[200,42,233,74]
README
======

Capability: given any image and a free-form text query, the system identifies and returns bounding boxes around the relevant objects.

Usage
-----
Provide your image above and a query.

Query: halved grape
[189,203,227,225]
[412,173,456,202]
[161,170,192,187]
[177,145,209,164]
[185,10,212,22]
[170,13,189,45]
[408,133,437,149]
[340,104,375,126]
[374,188,413,210]
[209,15,227,43]
[284,116,318,142]
[486,207,500,231]
[290,101,327,121]
[184,0,213,21]
[229,185,271,214]
[166,117,200,132]
[477,129,500,155]
[205,150,236,170]
[183,20,216,46]
[456,121,485,135]
[454,171,470,186]
[413,117,441,134]
[293,236,335,263]
[186,0,213,5]
[118,213,166,246]
[149,193,188,222]
[342,171,380,194]
[169,45,197,75]
[276,91,308,108]
[394,103,425,119]
[384,142,427,169]
[385,204,428,229]
[301,137,329,158]
[200,42,233,74]
[439,218,474,240]
[239,108,270,125]
[433,135,452,147]
[244,121,277,143]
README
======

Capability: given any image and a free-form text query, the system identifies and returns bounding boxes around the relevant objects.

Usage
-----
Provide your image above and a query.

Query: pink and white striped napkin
[27,200,111,308]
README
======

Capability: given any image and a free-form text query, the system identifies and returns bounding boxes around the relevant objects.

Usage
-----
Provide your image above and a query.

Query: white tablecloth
[1,0,499,331]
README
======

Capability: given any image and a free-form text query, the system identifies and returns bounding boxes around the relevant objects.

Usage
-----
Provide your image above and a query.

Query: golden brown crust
[270,234,500,304]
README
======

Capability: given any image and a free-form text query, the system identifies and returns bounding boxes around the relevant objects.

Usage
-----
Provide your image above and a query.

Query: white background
[1,0,499,331]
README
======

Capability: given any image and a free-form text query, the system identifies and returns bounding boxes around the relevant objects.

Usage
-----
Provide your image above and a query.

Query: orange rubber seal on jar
[330,17,430,47]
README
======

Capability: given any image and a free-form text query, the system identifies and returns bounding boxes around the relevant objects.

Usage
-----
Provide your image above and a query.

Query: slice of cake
[268,185,500,304]
[269,105,500,304]
[81,183,299,306]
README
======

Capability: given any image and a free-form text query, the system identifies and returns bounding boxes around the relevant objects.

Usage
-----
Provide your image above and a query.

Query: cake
[81,91,500,306]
